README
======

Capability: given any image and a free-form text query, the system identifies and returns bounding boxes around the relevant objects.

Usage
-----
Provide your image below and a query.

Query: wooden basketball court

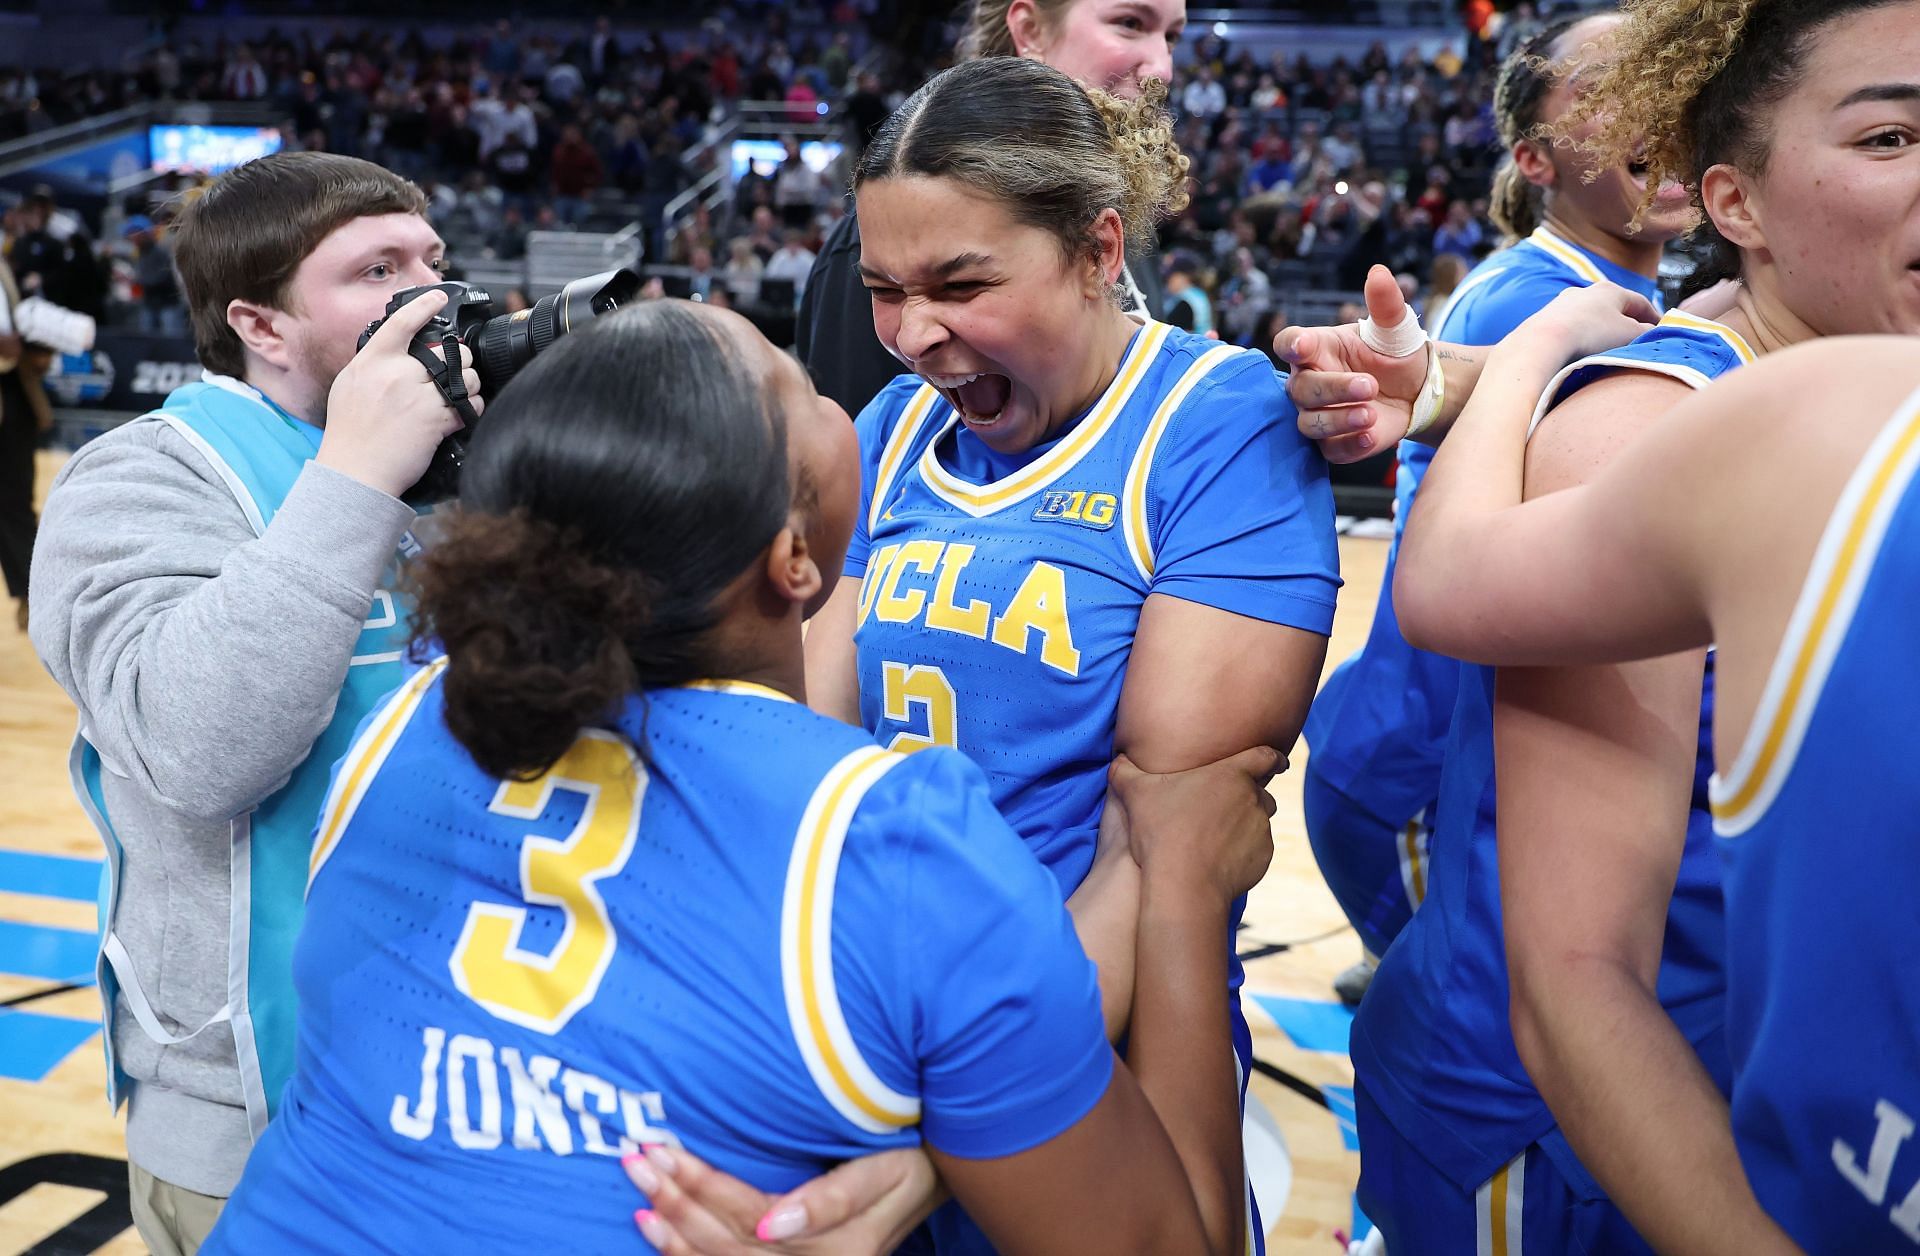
[0,447,1387,1255]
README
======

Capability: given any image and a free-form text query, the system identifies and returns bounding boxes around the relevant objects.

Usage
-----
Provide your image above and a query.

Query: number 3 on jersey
[882,661,958,753]
[450,731,644,1034]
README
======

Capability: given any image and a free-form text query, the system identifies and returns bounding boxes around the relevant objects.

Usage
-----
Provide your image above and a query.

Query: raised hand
[316,289,483,500]
[1274,265,1429,465]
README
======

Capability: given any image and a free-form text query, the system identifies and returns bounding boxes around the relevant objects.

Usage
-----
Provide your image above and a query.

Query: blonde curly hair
[1553,0,1907,227]
[855,57,1188,280]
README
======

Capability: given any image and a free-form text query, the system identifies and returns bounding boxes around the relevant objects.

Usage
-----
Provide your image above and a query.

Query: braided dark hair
[1487,13,1591,241]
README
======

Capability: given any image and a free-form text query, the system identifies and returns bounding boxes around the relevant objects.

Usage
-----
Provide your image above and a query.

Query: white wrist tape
[1356,308,1428,359]
[1406,348,1447,439]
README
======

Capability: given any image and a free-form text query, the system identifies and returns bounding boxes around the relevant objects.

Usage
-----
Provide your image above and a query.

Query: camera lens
[464,269,642,393]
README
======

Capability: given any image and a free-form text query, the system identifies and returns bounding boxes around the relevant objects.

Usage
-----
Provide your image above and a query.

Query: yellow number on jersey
[880,661,958,753]
[450,730,644,1034]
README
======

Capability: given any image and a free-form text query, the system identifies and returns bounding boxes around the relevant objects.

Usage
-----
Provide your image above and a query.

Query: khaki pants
[128,1161,226,1256]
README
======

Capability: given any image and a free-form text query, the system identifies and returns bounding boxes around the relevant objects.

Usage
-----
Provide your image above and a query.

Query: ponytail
[410,510,662,781]
[405,301,793,781]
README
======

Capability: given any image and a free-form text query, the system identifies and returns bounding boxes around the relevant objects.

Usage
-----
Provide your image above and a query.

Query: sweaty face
[1541,15,1694,243]
[858,175,1124,457]
[1031,0,1186,99]
[277,213,447,418]
[1735,1,1920,336]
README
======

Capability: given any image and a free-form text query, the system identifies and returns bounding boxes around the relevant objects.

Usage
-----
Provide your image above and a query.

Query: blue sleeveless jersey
[206,673,1111,1254]
[848,320,1340,894]
[1307,228,1663,829]
[1352,313,1755,1191]
[1708,386,1920,1254]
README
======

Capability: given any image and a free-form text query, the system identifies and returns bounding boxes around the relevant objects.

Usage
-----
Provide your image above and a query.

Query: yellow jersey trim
[916,321,1172,518]
[307,657,448,887]
[680,679,798,704]
[866,384,942,535]
[1658,309,1756,365]
[1526,225,1605,286]
[1711,383,1920,834]
[1121,343,1244,581]
[780,745,921,1132]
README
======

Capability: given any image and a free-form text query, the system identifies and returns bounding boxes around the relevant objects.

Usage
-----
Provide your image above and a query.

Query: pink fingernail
[625,1153,660,1194]
[635,1208,666,1243]
[758,1206,808,1242]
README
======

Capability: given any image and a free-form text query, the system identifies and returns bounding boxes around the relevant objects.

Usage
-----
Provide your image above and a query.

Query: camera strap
[408,336,482,426]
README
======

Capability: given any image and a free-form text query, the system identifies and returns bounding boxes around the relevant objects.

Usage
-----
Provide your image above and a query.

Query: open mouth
[924,371,1014,428]
[1625,154,1689,204]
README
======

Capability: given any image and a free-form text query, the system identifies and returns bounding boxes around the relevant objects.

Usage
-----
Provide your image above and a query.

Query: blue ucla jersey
[1308,228,1663,828]
[1303,228,1661,957]
[847,320,1340,894]
[1352,312,1755,1191]
[1708,385,1920,1253]
[206,669,1111,1255]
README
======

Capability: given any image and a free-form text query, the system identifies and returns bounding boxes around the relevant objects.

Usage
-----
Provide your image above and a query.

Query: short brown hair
[171,151,428,377]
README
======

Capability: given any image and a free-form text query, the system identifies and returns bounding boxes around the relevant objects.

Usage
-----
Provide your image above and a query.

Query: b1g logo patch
[1033,490,1118,530]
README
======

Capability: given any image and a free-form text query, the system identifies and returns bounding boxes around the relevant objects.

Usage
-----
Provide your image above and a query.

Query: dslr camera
[359,267,643,502]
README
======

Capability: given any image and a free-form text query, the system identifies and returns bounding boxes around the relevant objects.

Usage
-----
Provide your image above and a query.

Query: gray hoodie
[29,412,415,1196]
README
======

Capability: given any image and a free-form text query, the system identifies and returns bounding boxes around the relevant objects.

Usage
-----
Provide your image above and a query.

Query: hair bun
[410,508,649,780]
[1085,79,1191,247]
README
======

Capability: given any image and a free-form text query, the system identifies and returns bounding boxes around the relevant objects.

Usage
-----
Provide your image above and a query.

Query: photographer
[27,151,480,1256]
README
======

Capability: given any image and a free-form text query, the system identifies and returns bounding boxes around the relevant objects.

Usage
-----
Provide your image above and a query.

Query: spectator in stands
[772,138,823,230]
[1425,251,1469,327]
[125,216,184,337]
[1182,64,1227,119]
[550,125,604,226]
[743,205,782,263]
[845,71,891,157]
[1163,258,1214,335]
[763,229,816,304]
[724,237,764,302]
[1217,246,1271,344]
[1320,121,1362,174]
[0,241,52,633]
[222,44,268,101]
[585,16,622,85]
[687,246,718,300]
[1432,198,1484,258]
[7,189,66,299]
[486,130,540,213]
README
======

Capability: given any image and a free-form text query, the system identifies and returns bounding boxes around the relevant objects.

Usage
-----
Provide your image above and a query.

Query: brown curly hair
[855,57,1188,291]
[1553,0,1908,280]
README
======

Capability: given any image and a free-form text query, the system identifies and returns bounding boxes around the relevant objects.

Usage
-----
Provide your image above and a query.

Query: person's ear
[226,299,292,371]
[1702,162,1764,254]
[763,523,823,610]
[1511,137,1555,192]
[1007,0,1049,59]
[1085,207,1128,301]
